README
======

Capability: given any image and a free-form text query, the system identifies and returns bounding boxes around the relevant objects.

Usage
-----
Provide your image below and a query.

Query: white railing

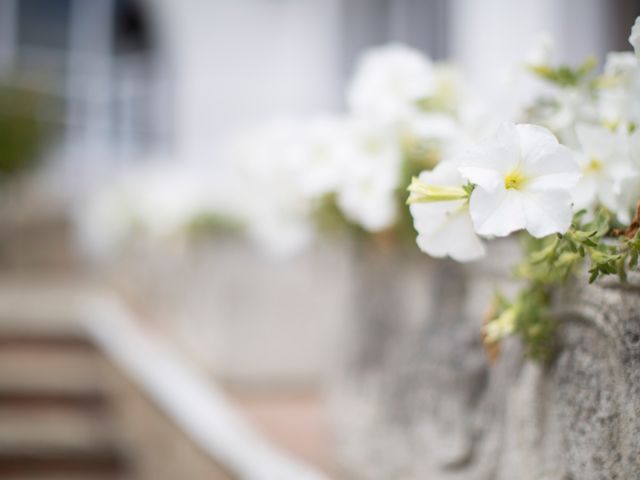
[81,291,329,480]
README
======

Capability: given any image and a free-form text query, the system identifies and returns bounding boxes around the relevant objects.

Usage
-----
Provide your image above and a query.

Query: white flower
[598,52,640,127]
[406,113,459,141]
[431,63,466,113]
[459,123,580,238]
[286,116,350,197]
[616,175,640,224]
[229,120,315,256]
[409,162,485,261]
[603,51,640,86]
[75,180,136,258]
[336,120,402,231]
[629,16,640,61]
[616,128,640,223]
[133,167,212,236]
[524,32,554,70]
[402,112,461,167]
[346,44,435,122]
[75,162,215,257]
[246,208,314,258]
[548,87,598,138]
[572,123,638,222]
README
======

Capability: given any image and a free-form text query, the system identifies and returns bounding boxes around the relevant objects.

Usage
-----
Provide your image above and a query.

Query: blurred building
[0,0,167,187]
[0,1,639,478]
[1,0,636,190]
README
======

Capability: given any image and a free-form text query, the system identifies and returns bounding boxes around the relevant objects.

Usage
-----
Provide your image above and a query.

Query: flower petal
[522,190,573,237]
[468,187,526,237]
[629,16,640,60]
[458,122,520,191]
[516,123,559,163]
[575,123,618,158]
[572,174,598,211]
[411,199,465,233]
[412,203,485,261]
[418,161,464,186]
[524,145,581,191]
[615,174,640,223]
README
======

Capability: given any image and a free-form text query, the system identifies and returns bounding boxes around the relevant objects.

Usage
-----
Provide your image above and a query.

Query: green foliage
[415,95,455,115]
[400,133,443,172]
[311,193,366,241]
[527,56,597,88]
[0,83,46,180]
[523,56,599,133]
[185,212,244,236]
[395,147,441,250]
[310,143,445,251]
[486,209,640,361]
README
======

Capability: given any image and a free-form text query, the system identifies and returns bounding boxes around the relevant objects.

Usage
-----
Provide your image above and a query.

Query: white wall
[449,0,615,119]
[150,0,343,165]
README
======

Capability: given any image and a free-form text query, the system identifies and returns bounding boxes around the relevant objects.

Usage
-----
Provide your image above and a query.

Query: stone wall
[101,236,352,388]
[332,245,640,479]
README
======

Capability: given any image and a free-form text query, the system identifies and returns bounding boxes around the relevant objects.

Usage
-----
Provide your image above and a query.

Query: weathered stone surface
[331,241,518,479]
[332,244,640,479]
[515,272,640,479]
[495,272,640,480]
[330,247,439,479]
[104,237,352,386]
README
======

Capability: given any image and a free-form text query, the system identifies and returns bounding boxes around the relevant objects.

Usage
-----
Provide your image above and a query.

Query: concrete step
[0,388,107,411]
[0,331,104,393]
[0,331,94,350]
[0,408,119,450]
[0,328,131,479]
[0,443,130,478]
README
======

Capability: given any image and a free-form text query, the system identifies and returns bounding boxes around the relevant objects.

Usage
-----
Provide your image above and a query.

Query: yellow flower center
[504,170,526,190]
[585,157,603,174]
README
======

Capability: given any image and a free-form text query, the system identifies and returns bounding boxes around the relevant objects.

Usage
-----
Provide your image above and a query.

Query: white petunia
[336,120,402,231]
[346,44,435,122]
[401,112,461,167]
[431,63,466,113]
[229,120,315,256]
[617,128,640,223]
[75,179,137,258]
[598,52,640,127]
[405,112,459,142]
[572,123,638,223]
[75,162,219,257]
[603,51,640,86]
[281,116,349,198]
[459,123,581,238]
[548,87,598,140]
[629,16,640,61]
[409,162,485,261]
[616,175,640,224]
[524,32,554,70]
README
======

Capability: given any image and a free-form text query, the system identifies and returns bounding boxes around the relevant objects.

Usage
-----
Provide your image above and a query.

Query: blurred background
[0,0,638,479]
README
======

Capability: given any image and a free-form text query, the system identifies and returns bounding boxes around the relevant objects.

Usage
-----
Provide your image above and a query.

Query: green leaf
[617,257,628,282]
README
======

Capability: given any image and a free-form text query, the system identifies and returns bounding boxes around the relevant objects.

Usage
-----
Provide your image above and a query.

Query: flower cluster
[407,18,640,360]
[79,44,489,258]
[224,44,492,255]
[409,122,580,261]
[75,161,243,257]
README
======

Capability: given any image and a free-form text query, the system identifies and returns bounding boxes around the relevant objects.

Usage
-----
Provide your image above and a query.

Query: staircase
[0,192,327,480]
[0,329,131,479]
[0,322,234,480]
